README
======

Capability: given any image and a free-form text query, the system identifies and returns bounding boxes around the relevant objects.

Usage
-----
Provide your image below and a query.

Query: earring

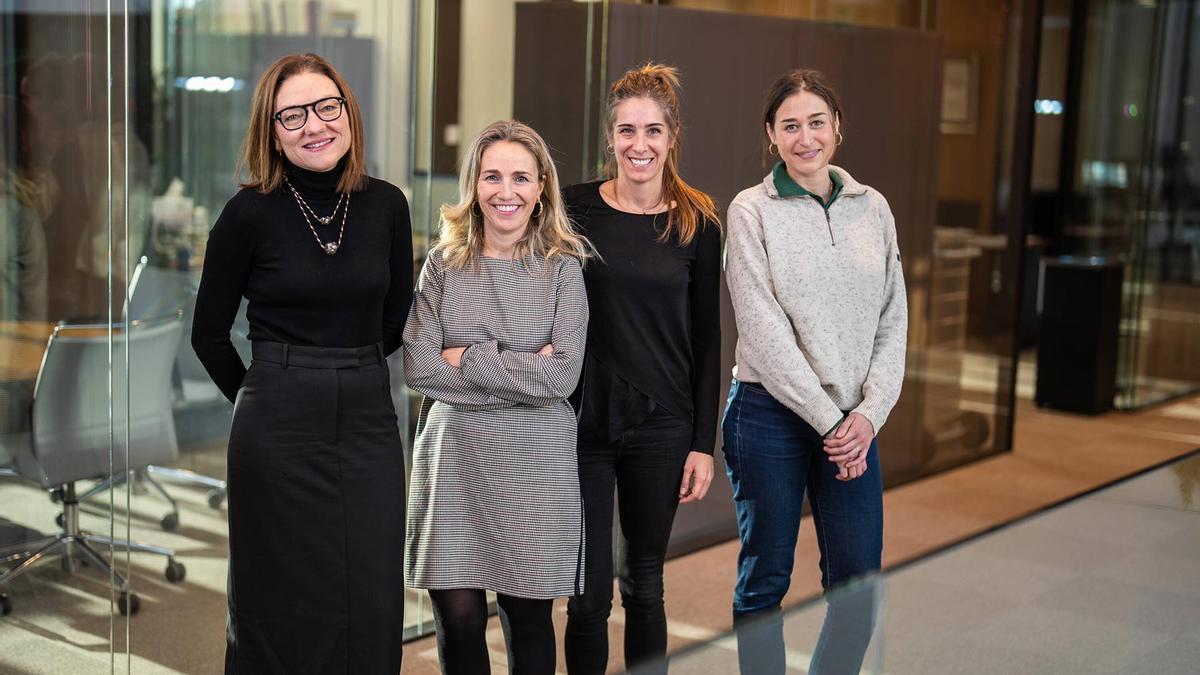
[532,200,544,219]
[768,142,778,156]
[605,144,614,155]
[836,131,844,146]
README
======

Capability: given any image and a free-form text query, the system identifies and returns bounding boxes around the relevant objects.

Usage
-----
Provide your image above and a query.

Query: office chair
[75,259,241,529]
[0,318,188,616]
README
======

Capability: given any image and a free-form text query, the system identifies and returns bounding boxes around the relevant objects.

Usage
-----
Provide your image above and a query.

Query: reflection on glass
[657,575,886,674]
[2,0,429,668]
[0,1,139,663]
[2,0,1156,669]
[1067,0,1200,408]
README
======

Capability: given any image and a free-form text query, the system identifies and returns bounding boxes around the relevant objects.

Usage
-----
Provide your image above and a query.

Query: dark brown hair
[239,53,367,194]
[604,63,720,245]
[761,69,844,163]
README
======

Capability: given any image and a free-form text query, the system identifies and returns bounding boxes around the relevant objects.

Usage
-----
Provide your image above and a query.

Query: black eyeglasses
[272,96,346,131]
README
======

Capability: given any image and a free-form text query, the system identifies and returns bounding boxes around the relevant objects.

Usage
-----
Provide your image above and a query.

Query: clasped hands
[441,343,554,368]
[824,412,874,482]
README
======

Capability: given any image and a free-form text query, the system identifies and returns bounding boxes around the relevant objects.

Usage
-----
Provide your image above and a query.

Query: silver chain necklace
[283,176,349,255]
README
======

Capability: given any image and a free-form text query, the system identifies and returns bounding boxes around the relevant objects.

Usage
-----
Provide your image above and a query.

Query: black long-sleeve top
[192,157,414,402]
[564,181,722,454]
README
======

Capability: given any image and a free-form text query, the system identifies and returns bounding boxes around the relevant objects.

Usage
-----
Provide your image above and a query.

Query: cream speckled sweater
[724,165,908,436]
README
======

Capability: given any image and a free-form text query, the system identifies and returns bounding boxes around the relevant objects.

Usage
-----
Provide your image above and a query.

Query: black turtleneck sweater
[564,181,722,455]
[192,158,414,402]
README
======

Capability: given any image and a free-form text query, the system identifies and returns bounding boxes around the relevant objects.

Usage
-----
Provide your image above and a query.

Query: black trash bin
[1035,256,1123,414]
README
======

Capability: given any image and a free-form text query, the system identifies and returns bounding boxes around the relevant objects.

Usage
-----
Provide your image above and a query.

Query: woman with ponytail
[563,63,722,674]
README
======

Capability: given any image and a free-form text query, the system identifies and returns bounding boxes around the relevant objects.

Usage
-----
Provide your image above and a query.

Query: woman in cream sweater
[723,69,907,675]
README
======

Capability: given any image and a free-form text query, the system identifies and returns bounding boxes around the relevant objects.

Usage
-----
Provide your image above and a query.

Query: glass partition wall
[0,0,430,669]
[1,0,1048,669]
[1,3,150,670]
[1046,0,1200,410]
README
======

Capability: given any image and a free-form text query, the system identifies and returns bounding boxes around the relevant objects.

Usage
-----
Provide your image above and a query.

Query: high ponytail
[603,63,720,246]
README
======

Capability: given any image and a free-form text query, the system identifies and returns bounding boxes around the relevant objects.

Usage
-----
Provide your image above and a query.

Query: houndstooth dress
[402,251,587,599]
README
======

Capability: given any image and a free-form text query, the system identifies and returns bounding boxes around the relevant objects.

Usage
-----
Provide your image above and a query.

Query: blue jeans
[722,380,882,675]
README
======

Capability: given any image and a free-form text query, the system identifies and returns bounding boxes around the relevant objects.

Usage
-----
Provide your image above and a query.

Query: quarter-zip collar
[762,163,867,247]
[772,161,843,211]
[762,163,867,202]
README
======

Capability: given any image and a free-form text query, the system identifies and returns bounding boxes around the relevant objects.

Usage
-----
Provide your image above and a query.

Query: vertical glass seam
[123,0,132,666]
[597,0,611,178]
[104,0,117,668]
[581,1,595,179]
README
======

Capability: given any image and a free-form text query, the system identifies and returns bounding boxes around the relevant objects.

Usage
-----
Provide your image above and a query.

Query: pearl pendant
[323,242,339,255]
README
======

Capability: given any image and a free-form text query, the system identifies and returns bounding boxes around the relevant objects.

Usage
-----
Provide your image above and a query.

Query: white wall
[456,0,517,163]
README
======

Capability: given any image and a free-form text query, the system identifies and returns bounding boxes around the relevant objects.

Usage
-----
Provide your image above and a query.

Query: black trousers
[225,342,406,675]
[565,407,692,675]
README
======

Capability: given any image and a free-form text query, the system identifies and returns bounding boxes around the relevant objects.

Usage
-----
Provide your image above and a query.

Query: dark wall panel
[517,3,943,554]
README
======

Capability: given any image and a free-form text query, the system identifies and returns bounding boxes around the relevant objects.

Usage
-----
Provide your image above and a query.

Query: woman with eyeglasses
[193,53,412,674]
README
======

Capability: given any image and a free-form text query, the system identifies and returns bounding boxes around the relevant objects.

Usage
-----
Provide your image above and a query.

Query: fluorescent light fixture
[174,76,246,93]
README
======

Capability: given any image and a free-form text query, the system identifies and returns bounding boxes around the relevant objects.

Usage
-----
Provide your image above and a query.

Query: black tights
[429,589,556,675]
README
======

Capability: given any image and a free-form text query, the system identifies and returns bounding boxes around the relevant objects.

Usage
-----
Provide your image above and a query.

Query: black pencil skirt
[225,341,406,675]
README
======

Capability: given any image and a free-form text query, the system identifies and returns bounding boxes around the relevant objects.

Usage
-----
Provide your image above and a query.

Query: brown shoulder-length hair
[238,53,367,194]
[761,69,844,164]
[603,63,720,246]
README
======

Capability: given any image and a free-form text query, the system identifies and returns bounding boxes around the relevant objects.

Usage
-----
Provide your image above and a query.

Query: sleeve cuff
[459,340,499,385]
[690,435,716,455]
[849,404,886,437]
[821,412,849,438]
[803,400,846,439]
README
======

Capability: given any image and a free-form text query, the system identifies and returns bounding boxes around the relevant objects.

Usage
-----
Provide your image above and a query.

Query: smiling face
[273,71,351,172]
[610,96,673,187]
[476,140,544,244]
[767,89,840,183]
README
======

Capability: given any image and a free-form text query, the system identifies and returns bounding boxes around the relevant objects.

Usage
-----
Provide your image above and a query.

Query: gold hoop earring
[532,200,544,219]
[768,142,778,156]
[836,131,844,146]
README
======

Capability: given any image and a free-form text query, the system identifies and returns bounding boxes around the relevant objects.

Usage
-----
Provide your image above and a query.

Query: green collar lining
[772,162,843,210]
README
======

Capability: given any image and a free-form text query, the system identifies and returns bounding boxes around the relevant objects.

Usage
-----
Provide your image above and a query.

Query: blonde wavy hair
[436,120,591,270]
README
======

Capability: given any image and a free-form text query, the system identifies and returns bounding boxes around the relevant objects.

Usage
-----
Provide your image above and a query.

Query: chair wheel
[160,513,180,532]
[206,489,226,510]
[1,594,11,616]
[118,591,140,616]
[55,513,65,528]
[165,560,186,583]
